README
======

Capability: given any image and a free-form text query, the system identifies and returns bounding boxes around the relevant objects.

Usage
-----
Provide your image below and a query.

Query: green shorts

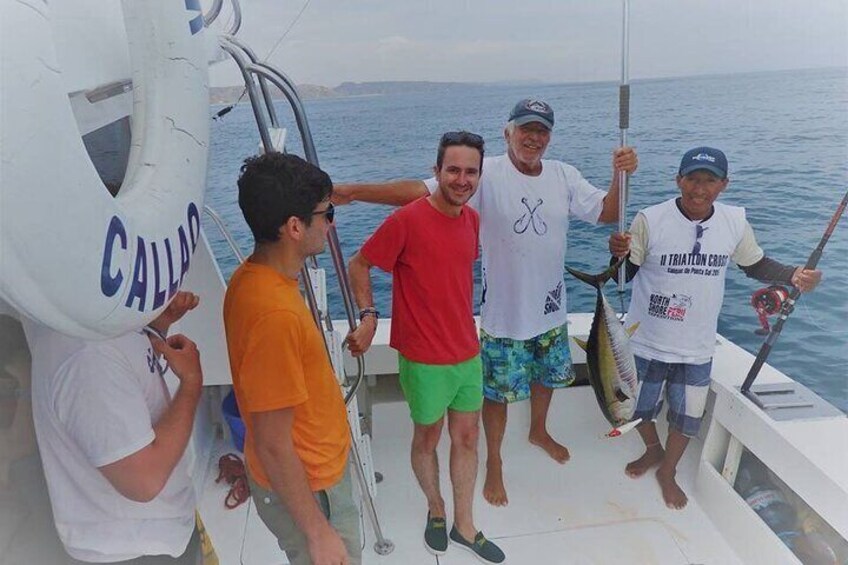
[398,354,483,425]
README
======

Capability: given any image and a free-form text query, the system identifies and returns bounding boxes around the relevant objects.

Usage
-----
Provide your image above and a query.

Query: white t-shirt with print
[428,153,605,340]
[25,322,195,563]
[627,198,755,363]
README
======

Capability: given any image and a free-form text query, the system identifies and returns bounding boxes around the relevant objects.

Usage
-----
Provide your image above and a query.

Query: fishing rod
[616,0,631,299]
[740,189,848,394]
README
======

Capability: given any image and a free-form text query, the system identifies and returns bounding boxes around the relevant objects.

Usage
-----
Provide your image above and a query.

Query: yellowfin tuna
[566,258,640,436]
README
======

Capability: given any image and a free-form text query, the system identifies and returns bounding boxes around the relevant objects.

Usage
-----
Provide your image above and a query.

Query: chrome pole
[617,0,630,294]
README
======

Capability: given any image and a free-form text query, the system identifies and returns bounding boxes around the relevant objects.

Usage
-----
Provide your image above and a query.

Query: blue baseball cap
[679,146,728,178]
[508,98,554,130]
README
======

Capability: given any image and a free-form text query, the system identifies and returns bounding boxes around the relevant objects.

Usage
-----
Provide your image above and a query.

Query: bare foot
[656,468,688,509]
[483,462,509,506]
[529,431,570,464]
[625,445,665,478]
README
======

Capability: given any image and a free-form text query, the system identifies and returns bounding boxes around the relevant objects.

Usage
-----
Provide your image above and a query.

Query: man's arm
[332,180,428,207]
[598,147,639,224]
[345,252,378,356]
[733,223,822,292]
[608,212,648,283]
[252,408,349,565]
[99,334,202,502]
[739,258,821,292]
[146,291,199,336]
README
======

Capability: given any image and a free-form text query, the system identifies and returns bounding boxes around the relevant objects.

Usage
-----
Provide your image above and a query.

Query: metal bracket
[741,382,843,421]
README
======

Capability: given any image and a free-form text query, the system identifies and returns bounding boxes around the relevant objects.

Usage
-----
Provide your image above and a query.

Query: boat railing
[216,35,394,556]
[202,0,223,26]
[203,0,242,36]
[203,205,247,264]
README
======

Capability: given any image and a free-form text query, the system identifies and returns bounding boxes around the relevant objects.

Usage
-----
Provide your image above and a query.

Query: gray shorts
[249,465,362,565]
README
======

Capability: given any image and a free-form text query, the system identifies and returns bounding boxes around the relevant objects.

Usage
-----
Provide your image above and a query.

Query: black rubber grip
[619,84,630,129]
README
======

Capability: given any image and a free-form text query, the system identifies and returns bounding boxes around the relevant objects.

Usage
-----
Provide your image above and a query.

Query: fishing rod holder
[740,382,842,422]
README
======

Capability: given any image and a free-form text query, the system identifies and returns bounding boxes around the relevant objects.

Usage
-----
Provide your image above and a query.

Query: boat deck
[201,383,742,564]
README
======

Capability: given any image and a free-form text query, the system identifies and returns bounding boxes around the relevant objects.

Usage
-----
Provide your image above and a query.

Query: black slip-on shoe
[424,512,448,555]
[449,526,505,563]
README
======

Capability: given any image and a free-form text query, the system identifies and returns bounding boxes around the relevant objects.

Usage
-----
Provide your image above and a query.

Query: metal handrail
[242,61,368,404]
[220,36,279,127]
[217,35,393,556]
[204,0,241,35]
[217,41,274,149]
[202,0,223,26]
[203,205,246,263]
[226,0,242,36]
[219,36,365,399]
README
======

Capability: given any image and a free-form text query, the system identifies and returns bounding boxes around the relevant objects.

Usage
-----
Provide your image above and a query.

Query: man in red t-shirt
[347,132,505,564]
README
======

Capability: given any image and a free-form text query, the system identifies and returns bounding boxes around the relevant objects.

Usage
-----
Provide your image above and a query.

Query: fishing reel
[751,285,790,335]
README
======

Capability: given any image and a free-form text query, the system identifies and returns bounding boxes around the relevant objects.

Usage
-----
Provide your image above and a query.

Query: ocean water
[204,67,847,412]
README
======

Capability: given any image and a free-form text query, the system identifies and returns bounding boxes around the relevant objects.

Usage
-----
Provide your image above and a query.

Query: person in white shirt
[26,291,204,564]
[334,99,638,506]
[609,147,821,509]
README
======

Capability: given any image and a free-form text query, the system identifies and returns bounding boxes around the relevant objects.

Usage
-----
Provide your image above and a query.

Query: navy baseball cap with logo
[678,146,728,179]
[508,98,554,130]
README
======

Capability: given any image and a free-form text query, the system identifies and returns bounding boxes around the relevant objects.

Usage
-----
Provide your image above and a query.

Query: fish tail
[565,256,627,290]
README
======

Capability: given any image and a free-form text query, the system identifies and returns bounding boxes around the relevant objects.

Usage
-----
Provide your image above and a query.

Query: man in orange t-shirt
[223,153,357,565]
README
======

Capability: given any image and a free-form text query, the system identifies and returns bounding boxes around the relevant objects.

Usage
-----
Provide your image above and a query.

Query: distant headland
[209,80,528,104]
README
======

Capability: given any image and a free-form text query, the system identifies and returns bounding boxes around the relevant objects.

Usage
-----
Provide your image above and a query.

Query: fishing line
[213,0,314,121]
[794,297,845,334]
[265,0,313,61]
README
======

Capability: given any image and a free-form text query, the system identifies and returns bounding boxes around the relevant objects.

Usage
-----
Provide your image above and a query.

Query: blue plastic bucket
[222,390,245,452]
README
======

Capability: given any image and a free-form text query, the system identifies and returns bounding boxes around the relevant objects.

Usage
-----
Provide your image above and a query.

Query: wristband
[358,307,379,321]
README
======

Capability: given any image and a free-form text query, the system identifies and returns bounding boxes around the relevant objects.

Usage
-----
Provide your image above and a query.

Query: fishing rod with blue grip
[741,189,848,394]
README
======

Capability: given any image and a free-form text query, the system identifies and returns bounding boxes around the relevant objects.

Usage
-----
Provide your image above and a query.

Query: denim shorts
[480,324,576,403]
[632,355,712,437]
[249,465,362,565]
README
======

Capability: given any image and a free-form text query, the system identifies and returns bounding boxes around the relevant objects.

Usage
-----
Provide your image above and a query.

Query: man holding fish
[335,99,638,507]
[610,146,822,509]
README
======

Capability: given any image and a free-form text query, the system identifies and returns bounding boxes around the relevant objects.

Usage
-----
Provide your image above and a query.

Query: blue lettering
[151,241,167,310]
[164,238,179,299]
[187,202,200,252]
[178,226,191,287]
[125,236,148,311]
[185,0,203,35]
[101,216,127,297]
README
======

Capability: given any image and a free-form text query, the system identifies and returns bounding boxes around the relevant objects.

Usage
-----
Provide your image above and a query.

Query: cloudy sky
[208,0,847,87]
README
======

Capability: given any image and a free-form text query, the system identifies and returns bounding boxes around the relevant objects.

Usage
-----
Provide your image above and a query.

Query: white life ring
[0,1,210,339]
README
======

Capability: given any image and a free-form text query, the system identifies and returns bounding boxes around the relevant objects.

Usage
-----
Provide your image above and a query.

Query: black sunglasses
[440,131,484,147]
[692,223,708,254]
[311,202,335,223]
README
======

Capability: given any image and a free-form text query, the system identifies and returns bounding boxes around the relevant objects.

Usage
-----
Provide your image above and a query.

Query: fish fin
[565,256,627,290]
[614,387,630,403]
[572,337,588,351]
[626,322,640,337]
[564,265,602,289]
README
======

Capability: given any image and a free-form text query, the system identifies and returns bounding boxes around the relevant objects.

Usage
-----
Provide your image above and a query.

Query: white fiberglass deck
[199,312,847,564]
[360,388,740,565]
[201,384,741,564]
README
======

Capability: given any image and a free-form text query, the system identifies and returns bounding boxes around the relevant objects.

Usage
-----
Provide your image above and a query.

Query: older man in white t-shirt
[25,292,203,564]
[334,99,638,506]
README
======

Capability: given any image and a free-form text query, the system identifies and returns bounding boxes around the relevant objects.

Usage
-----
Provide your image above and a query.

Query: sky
[208,0,848,87]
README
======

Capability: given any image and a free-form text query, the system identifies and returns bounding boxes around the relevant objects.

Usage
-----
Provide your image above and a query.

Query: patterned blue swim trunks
[480,324,576,403]
[632,355,712,438]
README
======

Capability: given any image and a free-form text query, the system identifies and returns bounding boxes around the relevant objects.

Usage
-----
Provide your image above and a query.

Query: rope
[216,453,250,509]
